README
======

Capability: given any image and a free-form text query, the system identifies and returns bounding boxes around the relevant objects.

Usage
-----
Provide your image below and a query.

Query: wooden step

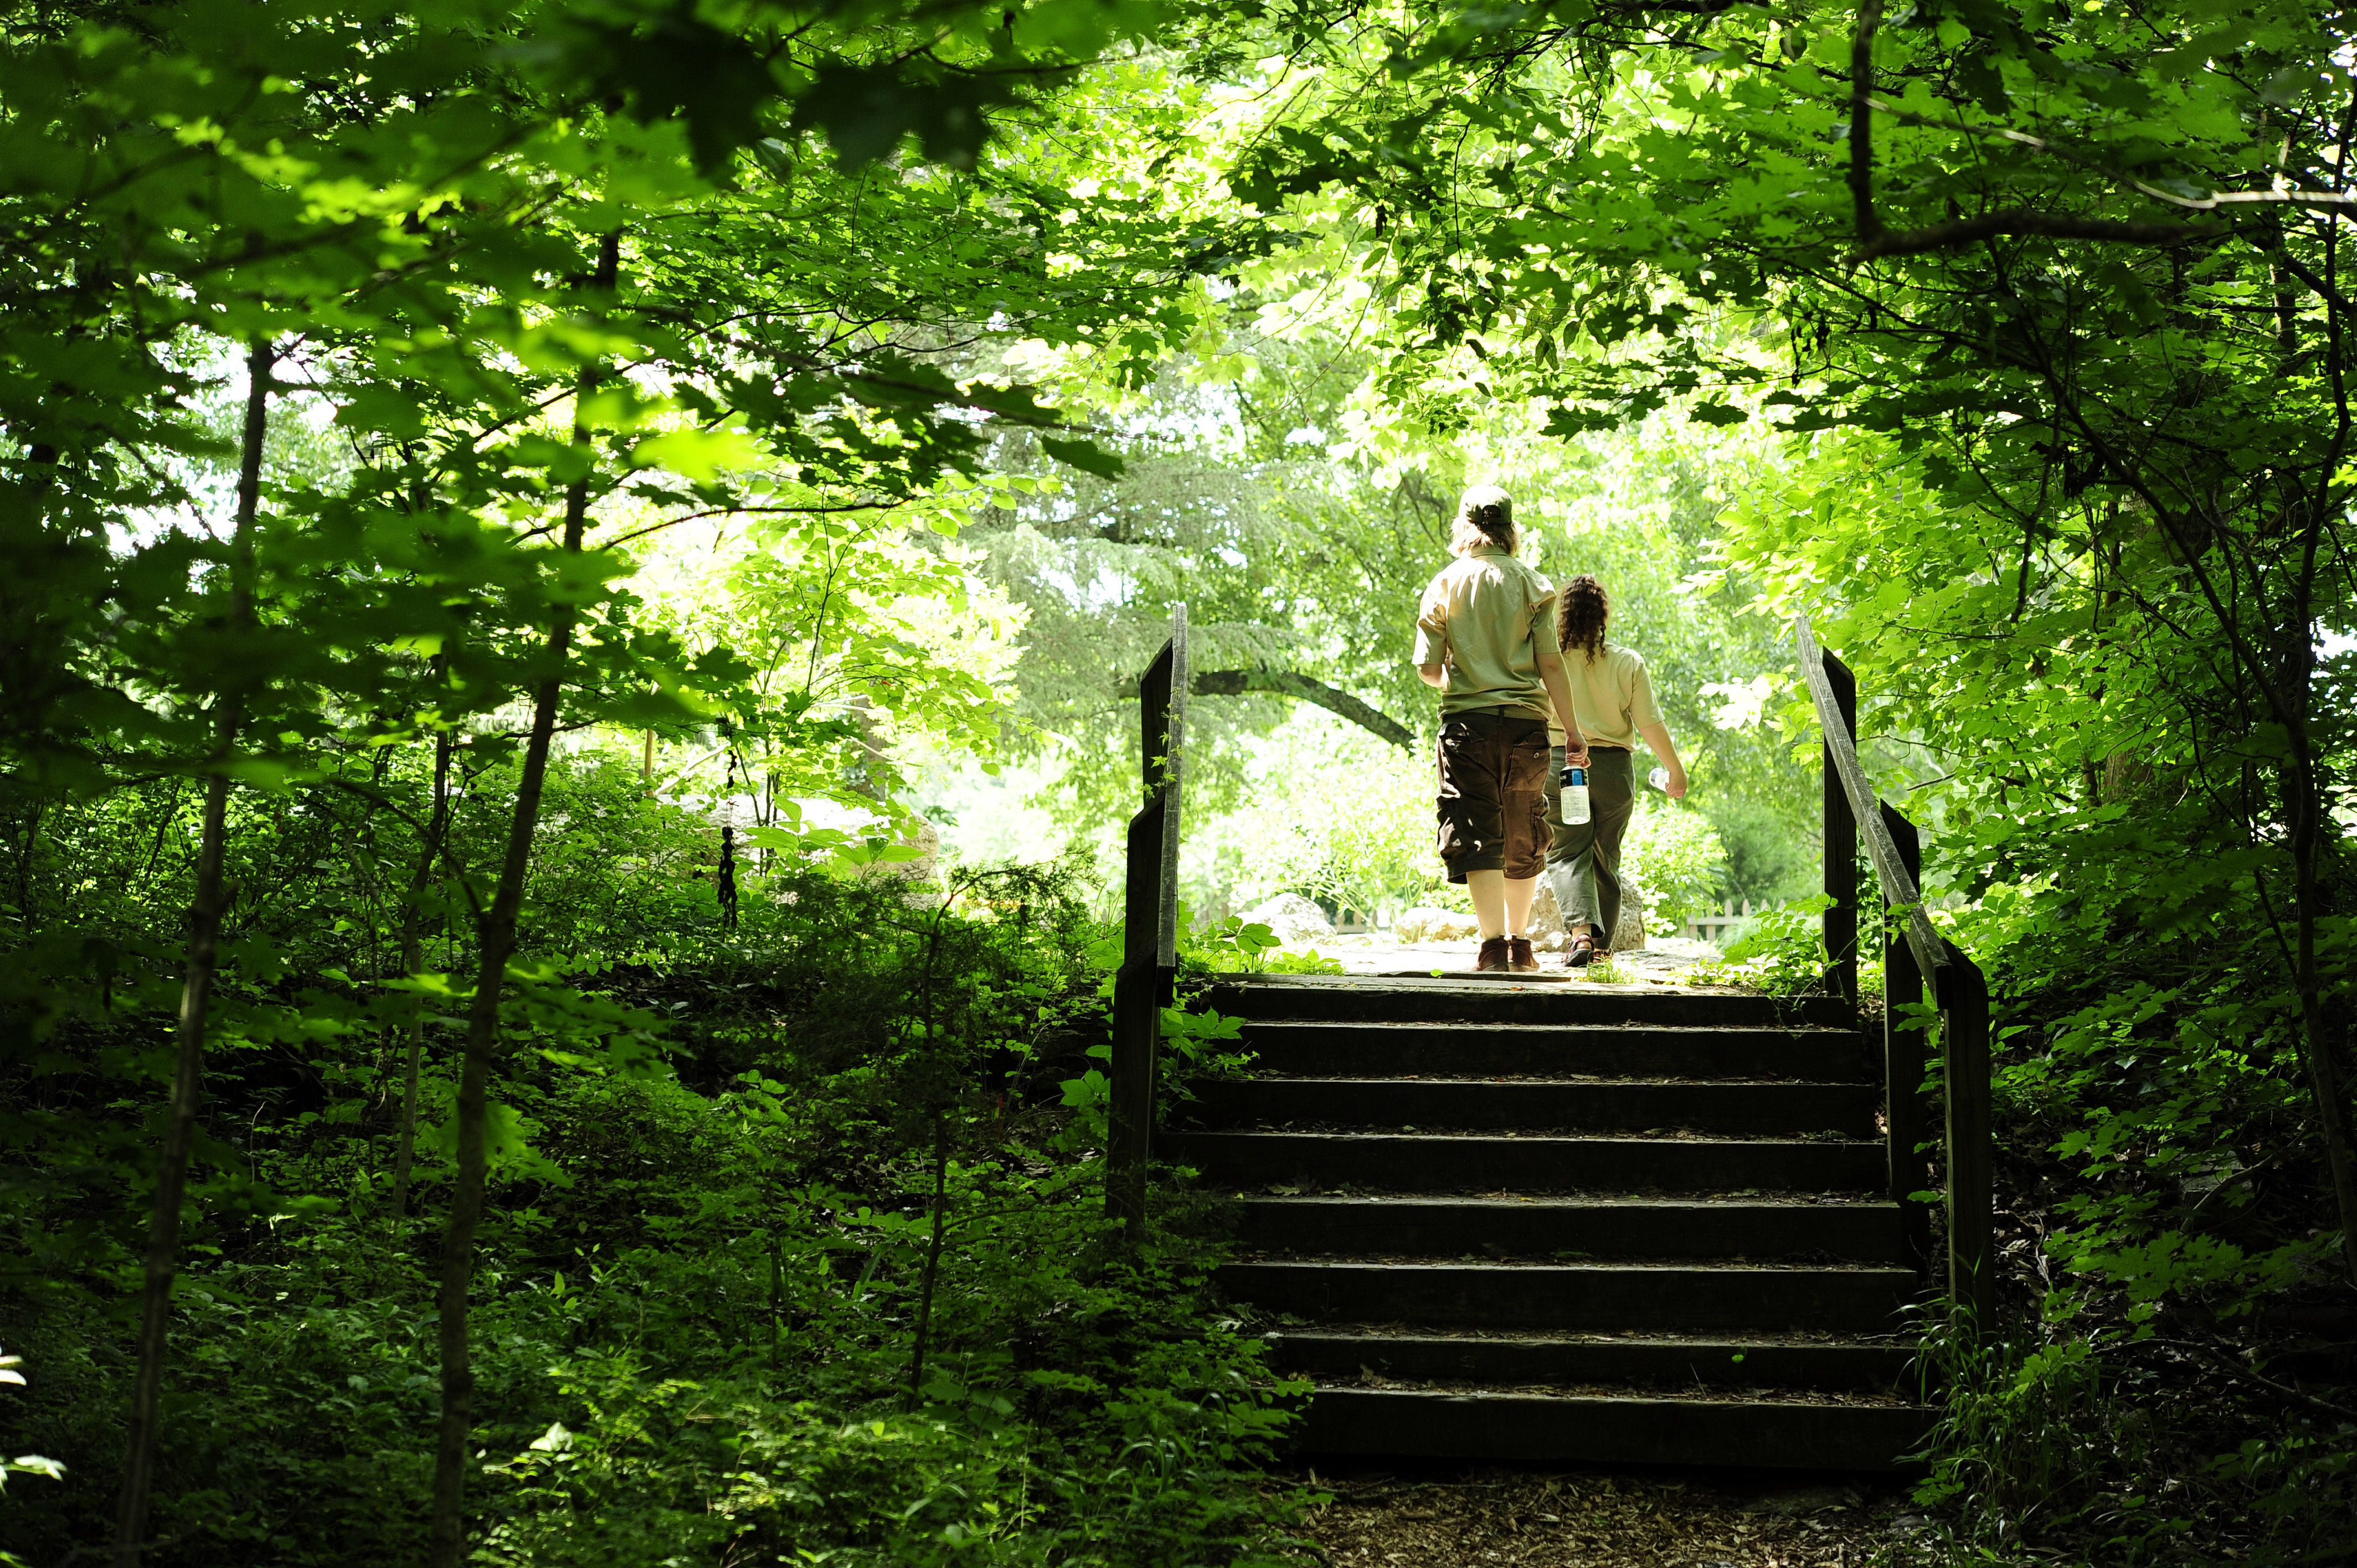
[1209,975,1856,1029]
[1296,1386,1932,1470]
[1233,1021,1874,1081]
[1234,1195,1910,1262]
[1218,1259,1919,1333]
[1180,972,1923,1472]
[1190,1077,1880,1136]
[1166,1130,1885,1195]
[1269,1328,1917,1392]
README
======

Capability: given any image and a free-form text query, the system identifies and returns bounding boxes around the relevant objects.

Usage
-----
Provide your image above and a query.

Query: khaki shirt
[1546,644,1663,752]
[1413,547,1559,721]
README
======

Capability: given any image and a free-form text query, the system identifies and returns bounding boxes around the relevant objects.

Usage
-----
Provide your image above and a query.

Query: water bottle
[1649,766,1671,792]
[1560,764,1591,826]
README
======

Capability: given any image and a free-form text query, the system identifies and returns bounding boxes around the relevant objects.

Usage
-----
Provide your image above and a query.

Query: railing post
[1820,652,1859,1009]
[1107,607,1186,1234]
[1796,616,1994,1332]
[1939,942,1995,1329]
[1879,801,1931,1274]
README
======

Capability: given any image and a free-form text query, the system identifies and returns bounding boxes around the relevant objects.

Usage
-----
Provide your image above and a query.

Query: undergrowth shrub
[1623,798,1729,934]
[3,836,1306,1566]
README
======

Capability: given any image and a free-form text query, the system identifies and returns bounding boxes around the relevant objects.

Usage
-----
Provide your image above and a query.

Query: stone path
[1308,932,1724,985]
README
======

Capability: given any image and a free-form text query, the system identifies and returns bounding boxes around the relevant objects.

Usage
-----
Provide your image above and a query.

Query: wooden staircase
[1168,973,1935,1471]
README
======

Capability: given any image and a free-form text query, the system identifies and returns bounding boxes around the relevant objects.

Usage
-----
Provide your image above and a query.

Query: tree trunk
[428,230,618,1568]
[905,911,949,1410]
[2286,747,2357,1289]
[390,719,454,1224]
[112,339,272,1568]
[907,1112,950,1410]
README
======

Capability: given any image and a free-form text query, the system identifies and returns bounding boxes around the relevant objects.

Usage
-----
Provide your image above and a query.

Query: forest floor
[1285,1463,1939,1567]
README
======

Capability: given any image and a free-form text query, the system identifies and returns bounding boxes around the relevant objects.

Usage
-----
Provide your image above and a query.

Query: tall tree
[110,339,273,1568]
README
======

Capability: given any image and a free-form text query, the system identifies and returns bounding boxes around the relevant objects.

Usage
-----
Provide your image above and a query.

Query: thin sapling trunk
[390,718,454,1223]
[905,904,954,1409]
[112,339,272,1568]
[429,230,619,1568]
[907,1112,951,1410]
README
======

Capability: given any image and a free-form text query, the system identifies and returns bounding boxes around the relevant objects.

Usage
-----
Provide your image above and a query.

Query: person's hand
[1564,740,1590,768]
[1666,766,1689,801]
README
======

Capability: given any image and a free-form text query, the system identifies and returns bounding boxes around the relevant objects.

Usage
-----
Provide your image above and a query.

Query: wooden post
[1820,652,1859,1009]
[1107,799,1163,1230]
[1879,801,1931,1274]
[1795,616,1989,1327]
[1939,942,1995,1329]
[1107,608,1187,1233]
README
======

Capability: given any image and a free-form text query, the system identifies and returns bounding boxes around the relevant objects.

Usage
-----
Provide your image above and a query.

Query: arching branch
[1861,211,2222,258]
[1191,669,1416,749]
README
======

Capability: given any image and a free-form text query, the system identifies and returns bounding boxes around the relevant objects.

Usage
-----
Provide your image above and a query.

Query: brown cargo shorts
[1435,709,1551,883]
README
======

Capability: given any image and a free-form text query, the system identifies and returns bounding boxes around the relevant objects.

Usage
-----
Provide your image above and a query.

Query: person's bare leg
[1503,874,1538,937]
[1466,870,1506,940]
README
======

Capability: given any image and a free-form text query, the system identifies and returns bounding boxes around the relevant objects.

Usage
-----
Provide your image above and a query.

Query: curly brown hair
[1558,574,1608,661]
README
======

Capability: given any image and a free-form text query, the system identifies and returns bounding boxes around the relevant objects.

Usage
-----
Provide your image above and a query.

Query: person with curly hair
[1545,573,1688,968]
[1413,486,1591,974]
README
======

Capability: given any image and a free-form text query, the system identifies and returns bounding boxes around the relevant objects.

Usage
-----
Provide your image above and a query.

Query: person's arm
[1638,719,1689,800]
[1413,585,1449,689]
[1534,644,1589,765]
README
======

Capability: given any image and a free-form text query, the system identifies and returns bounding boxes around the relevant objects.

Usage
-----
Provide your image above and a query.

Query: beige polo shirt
[1547,644,1663,752]
[1412,547,1558,721]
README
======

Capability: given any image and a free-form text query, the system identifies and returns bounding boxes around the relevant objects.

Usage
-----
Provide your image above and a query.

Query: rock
[1393,905,1478,943]
[1612,879,1648,953]
[1537,869,1649,953]
[1242,892,1335,945]
[1529,878,1567,936]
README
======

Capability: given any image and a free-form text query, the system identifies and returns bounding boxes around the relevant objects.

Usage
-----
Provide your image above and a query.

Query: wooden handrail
[1108,605,1188,1230]
[1795,615,1994,1328]
[1795,618,1946,983]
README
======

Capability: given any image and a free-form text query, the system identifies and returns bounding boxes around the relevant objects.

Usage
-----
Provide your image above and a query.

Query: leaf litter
[1283,1463,1941,1567]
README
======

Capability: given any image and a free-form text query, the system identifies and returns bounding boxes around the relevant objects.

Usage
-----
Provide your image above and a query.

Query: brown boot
[1475,936,1511,972]
[1506,936,1539,973]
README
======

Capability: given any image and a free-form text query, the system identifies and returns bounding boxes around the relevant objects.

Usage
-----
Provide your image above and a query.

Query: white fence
[1681,899,1756,945]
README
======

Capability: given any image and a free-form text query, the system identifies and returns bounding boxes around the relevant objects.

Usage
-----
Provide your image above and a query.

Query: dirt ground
[1282,1464,1941,1568]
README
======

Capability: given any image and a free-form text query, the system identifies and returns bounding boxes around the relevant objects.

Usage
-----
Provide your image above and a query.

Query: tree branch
[1191,669,1416,749]
[1860,210,2222,258]
[1849,0,1885,244]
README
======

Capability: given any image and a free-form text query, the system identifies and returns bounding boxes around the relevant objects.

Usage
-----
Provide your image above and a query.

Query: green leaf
[1039,435,1126,478]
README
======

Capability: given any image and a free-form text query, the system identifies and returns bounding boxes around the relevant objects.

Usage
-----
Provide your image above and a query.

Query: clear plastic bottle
[1649,765,1671,792]
[1561,764,1591,826]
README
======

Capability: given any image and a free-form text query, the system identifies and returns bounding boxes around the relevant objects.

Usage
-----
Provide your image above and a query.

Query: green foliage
[1712,894,1834,996]
[4,819,1303,1565]
[1910,1316,2117,1554]
[1254,948,1347,976]
[1191,720,1445,926]
[1912,1293,2357,1562]
[1181,916,1283,974]
[1623,800,1731,933]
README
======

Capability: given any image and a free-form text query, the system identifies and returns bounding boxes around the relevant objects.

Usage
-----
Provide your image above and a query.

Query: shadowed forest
[2,1,2354,1565]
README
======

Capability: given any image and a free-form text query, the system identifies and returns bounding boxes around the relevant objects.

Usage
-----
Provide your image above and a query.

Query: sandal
[1565,933,1598,969]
